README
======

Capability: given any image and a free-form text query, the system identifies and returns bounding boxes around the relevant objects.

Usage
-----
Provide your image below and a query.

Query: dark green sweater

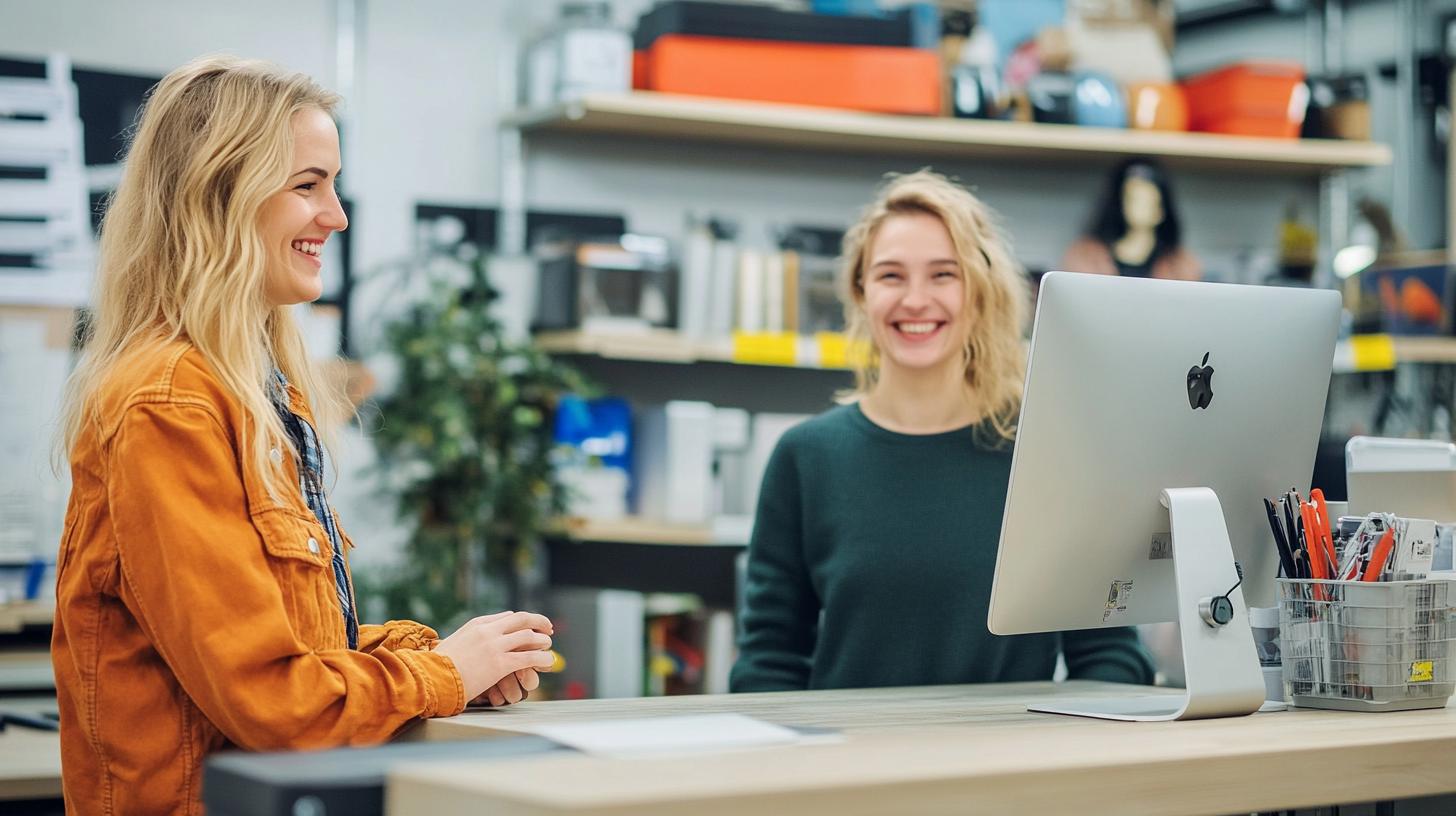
[730,404,1155,692]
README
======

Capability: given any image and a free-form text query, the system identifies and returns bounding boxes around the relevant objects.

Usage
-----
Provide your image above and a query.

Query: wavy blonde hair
[57,55,346,498]
[840,169,1030,442]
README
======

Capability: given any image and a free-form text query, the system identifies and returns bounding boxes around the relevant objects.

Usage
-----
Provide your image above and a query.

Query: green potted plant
[366,257,590,626]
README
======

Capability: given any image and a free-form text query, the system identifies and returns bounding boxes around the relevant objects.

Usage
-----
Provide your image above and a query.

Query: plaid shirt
[269,369,358,649]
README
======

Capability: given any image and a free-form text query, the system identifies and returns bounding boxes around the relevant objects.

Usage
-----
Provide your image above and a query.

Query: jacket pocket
[251,509,332,646]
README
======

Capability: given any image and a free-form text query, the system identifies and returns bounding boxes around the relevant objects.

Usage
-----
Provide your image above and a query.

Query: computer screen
[988,271,1340,720]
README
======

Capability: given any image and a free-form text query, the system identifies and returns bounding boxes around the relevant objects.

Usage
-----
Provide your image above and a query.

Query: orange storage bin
[1182,62,1308,139]
[1126,82,1189,131]
[638,34,941,116]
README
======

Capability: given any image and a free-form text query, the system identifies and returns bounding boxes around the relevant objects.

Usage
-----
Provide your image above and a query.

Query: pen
[1281,495,1301,560]
[1264,498,1297,578]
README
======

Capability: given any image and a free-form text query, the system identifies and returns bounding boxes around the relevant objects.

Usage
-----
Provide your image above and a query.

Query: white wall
[0,0,1360,571]
[0,0,336,81]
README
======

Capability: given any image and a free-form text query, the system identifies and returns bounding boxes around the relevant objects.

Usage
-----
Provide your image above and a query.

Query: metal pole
[1321,169,1351,288]
[1324,0,1344,77]
[497,41,527,257]
[334,0,362,357]
[1306,1,1325,78]
[1394,0,1418,232]
[1315,0,1350,289]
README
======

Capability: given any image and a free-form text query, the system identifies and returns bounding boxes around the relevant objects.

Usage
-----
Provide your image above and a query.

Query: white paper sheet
[527,713,806,759]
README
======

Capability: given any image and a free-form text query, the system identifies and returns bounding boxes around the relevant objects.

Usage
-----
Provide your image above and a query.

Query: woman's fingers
[506,648,557,672]
[486,611,553,635]
[502,629,552,652]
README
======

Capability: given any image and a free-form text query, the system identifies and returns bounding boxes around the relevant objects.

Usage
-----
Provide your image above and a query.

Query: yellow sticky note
[1350,334,1397,372]
[731,331,798,366]
[1409,660,1434,683]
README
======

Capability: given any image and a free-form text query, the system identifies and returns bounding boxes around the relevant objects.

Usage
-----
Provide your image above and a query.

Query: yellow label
[1350,334,1397,372]
[816,332,871,370]
[731,331,799,366]
[1409,660,1434,683]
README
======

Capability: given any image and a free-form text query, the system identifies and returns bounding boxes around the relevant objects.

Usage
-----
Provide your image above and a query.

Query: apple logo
[1187,352,1214,410]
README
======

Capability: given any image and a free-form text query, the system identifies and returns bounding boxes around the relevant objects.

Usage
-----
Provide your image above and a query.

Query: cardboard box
[1065,18,1172,85]
[1067,0,1175,52]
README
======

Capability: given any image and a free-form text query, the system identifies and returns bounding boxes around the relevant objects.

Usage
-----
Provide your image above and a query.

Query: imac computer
[988,271,1341,721]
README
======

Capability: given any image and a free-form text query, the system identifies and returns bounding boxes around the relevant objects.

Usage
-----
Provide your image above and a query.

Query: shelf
[1332,335,1456,373]
[0,649,54,692]
[554,517,747,547]
[534,329,861,370]
[0,602,53,635]
[1385,336,1456,365]
[506,92,1393,176]
[545,330,1456,374]
[0,269,90,308]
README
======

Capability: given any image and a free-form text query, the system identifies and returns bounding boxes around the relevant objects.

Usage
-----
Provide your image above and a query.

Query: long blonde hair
[57,55,345,498]
[839,169,1030,442]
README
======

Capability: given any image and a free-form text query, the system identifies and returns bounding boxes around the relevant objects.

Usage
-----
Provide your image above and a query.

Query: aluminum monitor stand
[1030,488,1267,721]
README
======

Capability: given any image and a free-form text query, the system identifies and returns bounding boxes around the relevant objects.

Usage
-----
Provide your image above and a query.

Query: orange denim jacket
[51,341,465,815]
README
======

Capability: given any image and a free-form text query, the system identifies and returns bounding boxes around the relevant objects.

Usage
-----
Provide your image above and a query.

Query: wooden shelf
[1387,336,1456,364]
[534,329,858,370]
[542,330,1456,374]
[506,92,1392,175]
[1333,334,1456,373]
[554,517,747,547]
[534,329,714,364]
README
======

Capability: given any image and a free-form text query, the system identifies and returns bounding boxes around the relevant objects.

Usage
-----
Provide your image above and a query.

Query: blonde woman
[51,56,554,814]
[730,171,1153,692]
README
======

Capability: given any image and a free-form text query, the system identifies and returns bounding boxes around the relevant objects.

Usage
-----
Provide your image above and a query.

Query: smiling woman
[730,170,1155,695]
[258,109,348,307]
[48,55,555,816]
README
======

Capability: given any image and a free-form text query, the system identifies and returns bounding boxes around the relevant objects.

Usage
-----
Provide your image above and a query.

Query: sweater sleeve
[1060,626,1157,686]
[729,436,819,692]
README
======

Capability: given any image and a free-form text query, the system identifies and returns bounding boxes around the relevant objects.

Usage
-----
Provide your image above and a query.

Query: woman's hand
[433,611,554,703]
[475,668,541,707]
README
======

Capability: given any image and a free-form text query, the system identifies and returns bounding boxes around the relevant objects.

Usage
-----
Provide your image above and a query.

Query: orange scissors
[1307,489,1338,579]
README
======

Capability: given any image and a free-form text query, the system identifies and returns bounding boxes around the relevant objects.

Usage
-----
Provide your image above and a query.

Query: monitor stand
[1030,487,1268,721]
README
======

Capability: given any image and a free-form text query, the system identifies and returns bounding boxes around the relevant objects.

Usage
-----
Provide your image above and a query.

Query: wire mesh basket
[1277,578,1455,712]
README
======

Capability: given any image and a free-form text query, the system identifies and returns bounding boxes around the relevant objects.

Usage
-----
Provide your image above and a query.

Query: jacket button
[307,537,320,554]
[269,448,283,465]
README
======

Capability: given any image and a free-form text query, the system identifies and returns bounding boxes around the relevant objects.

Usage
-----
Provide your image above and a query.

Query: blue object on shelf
[554,395,633,472]
[1072,71,1127,129]
[809,1,939,48]
[23,557,46,600]
[811,0,885,15]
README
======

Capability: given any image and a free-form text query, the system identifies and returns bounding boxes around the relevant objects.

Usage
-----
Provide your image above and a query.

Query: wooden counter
[387,681,1456,816]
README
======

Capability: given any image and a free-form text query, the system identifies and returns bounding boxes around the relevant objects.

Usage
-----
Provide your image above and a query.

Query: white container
[1277,578,1454,712]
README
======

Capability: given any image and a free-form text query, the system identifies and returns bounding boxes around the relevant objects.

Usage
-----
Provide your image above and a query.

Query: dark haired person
[1061,158,1201,281]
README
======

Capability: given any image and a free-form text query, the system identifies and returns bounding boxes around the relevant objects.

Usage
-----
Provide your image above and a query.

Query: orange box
[1182,61,1308,139]
[639,35,941,115]
[1126,82,1188,131]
